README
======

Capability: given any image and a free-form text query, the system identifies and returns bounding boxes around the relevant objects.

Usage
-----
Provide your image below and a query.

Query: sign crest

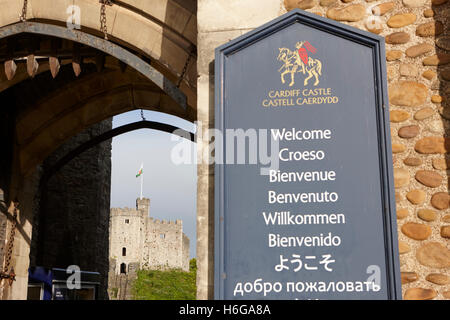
[277,41,322,87]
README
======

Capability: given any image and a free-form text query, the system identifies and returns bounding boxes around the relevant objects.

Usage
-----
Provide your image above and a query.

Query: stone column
[196,0,282,300]
[1,172,39,300]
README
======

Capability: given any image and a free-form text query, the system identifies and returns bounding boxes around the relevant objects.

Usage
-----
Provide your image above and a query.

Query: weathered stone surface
[404,157,422,166]
[366,21,383,34]
[402,222,432,240]
[395,191,403,203]
[443,215,450,223]
[326,4,366,22]
[391,127,396,138]
[0,204,5,276]
[404,288,437,300]
[436,37,450,51]
[372,2,394,15]
[405,43,434,58]
[393,155,398,165]
[386,50,403,61]
[415,170,443,188]
[398,125,419,139]
[415,137,450,154]
[422,70,436,80]
[441,226,450,238]
[432,158,450,170]
[418,209,437,222]
[401,272,418,284]
[432,0,448,4]
[398,240,411,254]
[397,208,409,219]
[423,54,450,66]
[406,189,426,204]
[394,168,410,187]
[426,120,444,134]
[416,21,444,37]
[403,0,427,7]
[431,192,450,210]
[392,143,406,153]
[320,0,337,6]
[443,70,450,81]
[387,13,416,28]
[30,119,113,300]
[284,0,316,10]
[426,273,449,285]
[388,82,428,107]
[416,242,450,268]
[414,107,434,120]
[423,9,434,17]
[399,64,418,77]
[386,32,410,44]
[390,110,410,122]
[443,291,450,299]
[431,95,443,104]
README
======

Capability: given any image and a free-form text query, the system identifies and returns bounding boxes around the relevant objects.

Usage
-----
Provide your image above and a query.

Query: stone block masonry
[0,212,5,274]
[29,118,113,300]
[109,198,190,275]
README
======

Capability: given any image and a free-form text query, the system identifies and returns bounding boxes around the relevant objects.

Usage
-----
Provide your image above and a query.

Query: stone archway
[0,0,203,300]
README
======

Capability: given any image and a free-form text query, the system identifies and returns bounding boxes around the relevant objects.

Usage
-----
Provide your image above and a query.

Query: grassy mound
[132,258,197,300]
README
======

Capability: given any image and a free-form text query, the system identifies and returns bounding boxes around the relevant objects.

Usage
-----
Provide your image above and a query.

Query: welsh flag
[136,164,143,177]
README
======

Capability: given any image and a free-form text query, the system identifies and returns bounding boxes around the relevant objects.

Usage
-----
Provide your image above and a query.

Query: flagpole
[140,163,143,200]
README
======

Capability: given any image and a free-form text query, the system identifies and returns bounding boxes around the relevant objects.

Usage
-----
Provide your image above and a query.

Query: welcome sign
[215,10,401,300]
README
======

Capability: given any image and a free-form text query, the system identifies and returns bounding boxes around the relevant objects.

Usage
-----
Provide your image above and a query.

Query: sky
[110,110,197,258]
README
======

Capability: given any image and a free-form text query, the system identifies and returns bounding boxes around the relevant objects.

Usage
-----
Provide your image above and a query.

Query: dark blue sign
[215,10,401,300]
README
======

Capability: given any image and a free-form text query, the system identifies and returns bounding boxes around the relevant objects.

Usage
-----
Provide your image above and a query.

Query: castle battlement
[109,198,190,273]
[110,208,143,217]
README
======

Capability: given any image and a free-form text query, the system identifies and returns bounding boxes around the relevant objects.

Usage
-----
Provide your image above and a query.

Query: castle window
[125,219,129,224]
[120,263,127,274]
[122,247,126,256]
[160,233,165,239]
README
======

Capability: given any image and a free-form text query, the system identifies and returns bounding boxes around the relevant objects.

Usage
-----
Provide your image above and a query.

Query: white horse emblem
[277,41,322,87]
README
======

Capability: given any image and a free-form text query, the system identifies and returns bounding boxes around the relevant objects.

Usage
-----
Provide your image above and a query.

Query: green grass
[132,258,197,300]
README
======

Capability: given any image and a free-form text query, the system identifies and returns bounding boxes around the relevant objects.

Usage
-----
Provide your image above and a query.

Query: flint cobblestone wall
[284,0,450,300]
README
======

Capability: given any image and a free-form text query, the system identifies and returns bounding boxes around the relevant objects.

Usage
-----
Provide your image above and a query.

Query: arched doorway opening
[120,263,127,274]
[29,117,196,300]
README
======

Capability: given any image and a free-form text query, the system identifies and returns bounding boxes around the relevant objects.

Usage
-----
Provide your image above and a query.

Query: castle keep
[109,198,190,274]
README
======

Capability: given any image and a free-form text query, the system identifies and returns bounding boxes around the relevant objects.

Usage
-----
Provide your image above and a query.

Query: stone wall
[197,0,449,299]
[109,198,190,273]
[0,205,6,274]
[29,118,113,300]
[0,98,14,276]
[182,233,190,271]
[144,218,188,271]
[109,205,145,273]
[282,0,450,301]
